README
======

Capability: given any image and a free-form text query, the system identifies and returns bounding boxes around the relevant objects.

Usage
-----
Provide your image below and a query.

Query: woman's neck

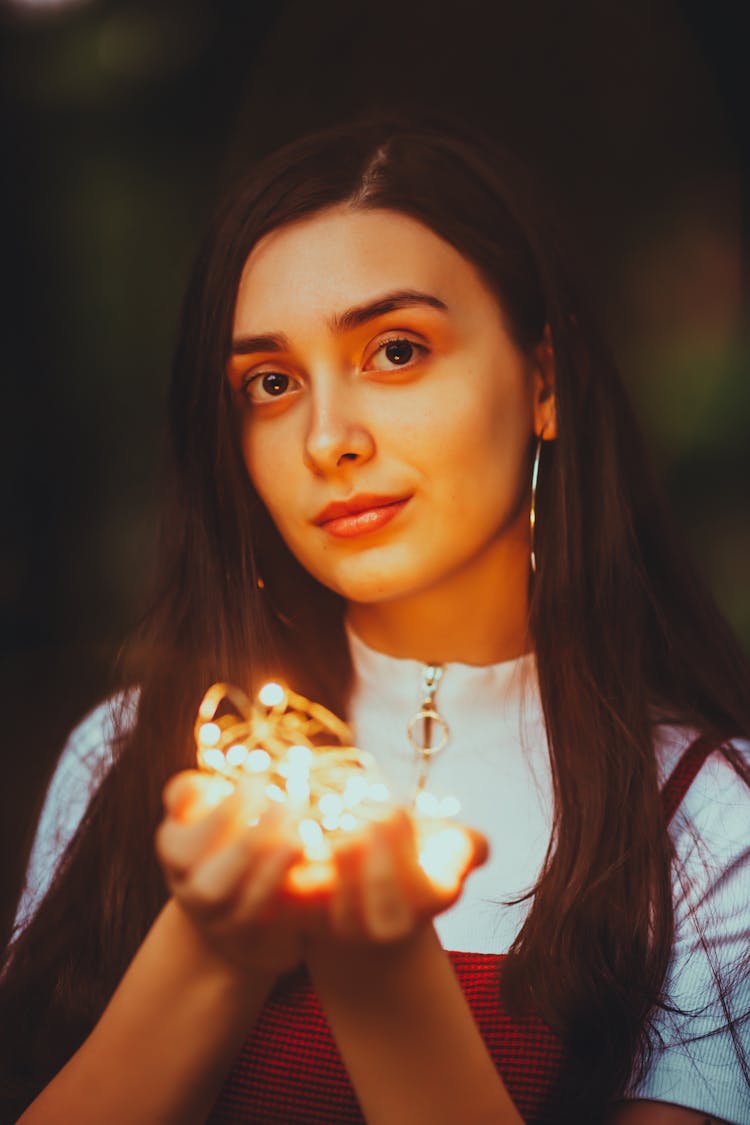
[346,547,532,667]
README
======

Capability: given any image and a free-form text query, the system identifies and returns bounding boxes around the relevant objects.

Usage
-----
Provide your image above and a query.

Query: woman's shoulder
[61,687,140,769]
[13,688,140,935]
[653,720,750,781]
[623,725,750,1119]
[36,686,140,821]
[653,722,750,924]
[654,723,750,848]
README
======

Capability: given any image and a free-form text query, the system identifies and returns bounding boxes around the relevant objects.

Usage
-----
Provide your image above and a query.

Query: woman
[2,119,749,1124]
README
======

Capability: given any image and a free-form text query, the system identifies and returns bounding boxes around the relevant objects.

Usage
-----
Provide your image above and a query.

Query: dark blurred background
[2,0,748,929]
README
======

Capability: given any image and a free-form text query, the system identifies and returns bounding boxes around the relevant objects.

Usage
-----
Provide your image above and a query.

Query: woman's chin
[302,559,414,606]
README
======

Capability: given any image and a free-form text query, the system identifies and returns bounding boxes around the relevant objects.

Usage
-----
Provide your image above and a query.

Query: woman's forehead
[232,205,490,335]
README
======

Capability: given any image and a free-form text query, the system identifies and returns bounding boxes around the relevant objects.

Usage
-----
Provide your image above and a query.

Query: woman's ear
[532,324,557,440]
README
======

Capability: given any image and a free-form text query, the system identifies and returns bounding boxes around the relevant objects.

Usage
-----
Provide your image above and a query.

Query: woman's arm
[305,808,520,1125]
[309,923,523,1125]
[18,899,274,1125]
[17,773,496,1124]
[18,774,306,1124]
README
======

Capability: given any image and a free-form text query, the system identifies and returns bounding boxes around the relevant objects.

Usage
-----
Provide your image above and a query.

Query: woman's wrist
[18,899,278,1124]
[163,897,281,995]
[306,923,521,1124]
[304,918,436,983]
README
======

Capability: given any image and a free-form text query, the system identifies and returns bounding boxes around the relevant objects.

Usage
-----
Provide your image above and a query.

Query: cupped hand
[156,770,489,973]
[319,808,488,945]
[155,770,314,976]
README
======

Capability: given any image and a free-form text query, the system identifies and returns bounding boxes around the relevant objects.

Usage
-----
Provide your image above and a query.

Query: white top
[14,631,750,1122]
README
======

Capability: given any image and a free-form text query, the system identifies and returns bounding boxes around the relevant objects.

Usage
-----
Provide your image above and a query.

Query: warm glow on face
[231,206,543,617]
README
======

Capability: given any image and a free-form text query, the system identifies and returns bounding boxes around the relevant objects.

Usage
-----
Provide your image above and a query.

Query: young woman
[2,120,749,1125]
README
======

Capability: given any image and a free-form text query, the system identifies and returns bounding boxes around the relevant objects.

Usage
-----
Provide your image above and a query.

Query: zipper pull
[407,664,449,793]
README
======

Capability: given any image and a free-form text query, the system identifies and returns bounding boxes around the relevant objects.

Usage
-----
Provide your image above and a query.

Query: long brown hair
[2,118,749,1121]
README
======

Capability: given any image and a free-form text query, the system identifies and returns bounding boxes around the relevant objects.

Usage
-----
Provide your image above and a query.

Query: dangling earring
[530,434,543,575]
[255,569,295,628]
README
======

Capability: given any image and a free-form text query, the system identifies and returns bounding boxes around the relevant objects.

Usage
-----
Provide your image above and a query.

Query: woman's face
[229,205,553,615]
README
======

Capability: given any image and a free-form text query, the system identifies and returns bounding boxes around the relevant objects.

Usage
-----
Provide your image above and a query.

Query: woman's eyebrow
[329,289,448,332]
[230,290,448,356]
[230,332,289,356]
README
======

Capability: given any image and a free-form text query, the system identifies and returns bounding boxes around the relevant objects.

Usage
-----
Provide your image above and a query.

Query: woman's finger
[179,829,266,917]
[415,822,488,906]
[162,770,235,823]
[328,833,367,939]
[156,789,246,879]
[467,826,489,870]
[361,822,415,941]
[236,840,304,923]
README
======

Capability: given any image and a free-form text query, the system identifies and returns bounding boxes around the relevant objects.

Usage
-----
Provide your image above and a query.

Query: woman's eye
[242,370,299,404]
[368,337,426,371]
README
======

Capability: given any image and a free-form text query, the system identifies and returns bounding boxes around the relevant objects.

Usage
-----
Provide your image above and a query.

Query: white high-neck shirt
[347,625,552,954]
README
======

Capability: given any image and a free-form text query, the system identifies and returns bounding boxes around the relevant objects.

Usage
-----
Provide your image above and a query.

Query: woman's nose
[303,390,375,476]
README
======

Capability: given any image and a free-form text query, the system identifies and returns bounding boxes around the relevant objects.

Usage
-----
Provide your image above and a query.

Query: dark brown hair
[2,118,749,1121]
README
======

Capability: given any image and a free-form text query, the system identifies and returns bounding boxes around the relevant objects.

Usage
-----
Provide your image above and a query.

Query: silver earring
[530,435,543,575]
[255,569,295,628]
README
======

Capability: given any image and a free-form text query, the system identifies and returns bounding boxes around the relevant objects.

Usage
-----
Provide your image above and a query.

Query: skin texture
[228,204,556,666]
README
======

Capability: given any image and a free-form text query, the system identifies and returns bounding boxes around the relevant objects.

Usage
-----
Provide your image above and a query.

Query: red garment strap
[661,733,721,825]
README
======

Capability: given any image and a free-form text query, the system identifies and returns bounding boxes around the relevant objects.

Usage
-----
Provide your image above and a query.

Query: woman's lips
[317,498,410,539]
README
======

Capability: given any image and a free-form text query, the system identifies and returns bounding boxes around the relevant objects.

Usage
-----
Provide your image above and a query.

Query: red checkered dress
[207,737,716,1124]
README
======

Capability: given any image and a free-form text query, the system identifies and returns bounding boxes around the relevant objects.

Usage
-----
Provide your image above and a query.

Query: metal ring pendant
[406,708,450,757]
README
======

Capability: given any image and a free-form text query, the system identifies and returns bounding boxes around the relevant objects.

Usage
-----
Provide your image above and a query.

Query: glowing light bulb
[286,775,310,805]
[226,744,249,767]
[318,793,344,816]
[287,744,313,768]
[343,776,368,807]
[199,722,221,746]
[266,783,286,803]
[201,776,235,808]
[339,812,358,832]
[298,818,330,861]
[418,826,472,891]
[201,748,227,772]
[258,682,286,708]
[247,748,271,773]
[286,861,334,894]
[415,790,441,818]
[368,782,390,802]
[439,795,461,818]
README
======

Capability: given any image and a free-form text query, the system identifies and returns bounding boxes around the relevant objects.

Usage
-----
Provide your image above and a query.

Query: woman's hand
[156,770,312,976]
[156,770,489,973]
[318,808,488,945]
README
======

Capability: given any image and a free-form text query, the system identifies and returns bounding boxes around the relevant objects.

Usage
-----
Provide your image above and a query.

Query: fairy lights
[194,680,473,894]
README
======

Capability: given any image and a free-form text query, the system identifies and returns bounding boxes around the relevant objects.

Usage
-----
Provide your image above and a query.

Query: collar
[345,621,544,734]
